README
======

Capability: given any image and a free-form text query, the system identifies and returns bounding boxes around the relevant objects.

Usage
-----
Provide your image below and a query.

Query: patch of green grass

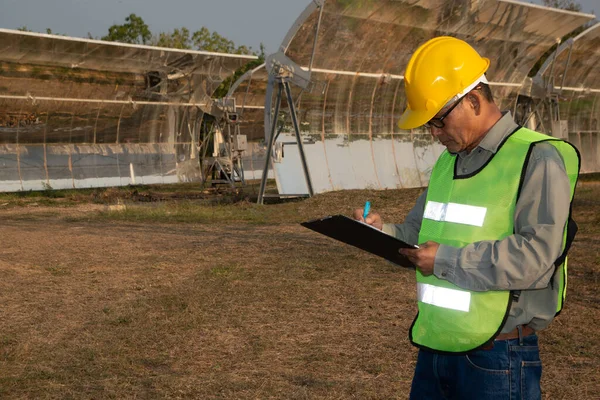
[0,335,18,362]
[79,347,97,362]
[45,265,71,276]
[0,187,89,209]
[2,211,62,221]
[156,294,189,312]
[111,315,132,326]
[24,366,56,381]
[205,264,246,281]
[94,201,270,224]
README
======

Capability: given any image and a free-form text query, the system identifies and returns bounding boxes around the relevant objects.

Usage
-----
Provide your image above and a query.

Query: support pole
[257,81,283,204]
[284,80,314,196]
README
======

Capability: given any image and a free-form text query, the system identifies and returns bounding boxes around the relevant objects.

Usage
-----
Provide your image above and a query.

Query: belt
[495,325,535,341]
[481,325,535,350]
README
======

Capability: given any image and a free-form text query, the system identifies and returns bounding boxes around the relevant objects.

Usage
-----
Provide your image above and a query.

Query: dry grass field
[0,179,598,399]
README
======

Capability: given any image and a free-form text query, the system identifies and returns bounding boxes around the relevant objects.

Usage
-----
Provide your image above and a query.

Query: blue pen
[363,201,371,220]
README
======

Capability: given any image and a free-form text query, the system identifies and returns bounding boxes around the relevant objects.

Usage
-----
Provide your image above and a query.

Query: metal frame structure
[531,21,600,172]
[257,73,314,203]
[200,99,247,188]
[2,2,599,194]
[0,28,257,192]
[248,0,595,197]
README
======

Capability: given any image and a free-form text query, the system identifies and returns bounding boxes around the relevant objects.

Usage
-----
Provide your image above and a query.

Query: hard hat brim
[397,107,435,130]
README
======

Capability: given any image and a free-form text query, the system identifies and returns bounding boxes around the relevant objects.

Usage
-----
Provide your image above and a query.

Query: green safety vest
[411,127,580,354]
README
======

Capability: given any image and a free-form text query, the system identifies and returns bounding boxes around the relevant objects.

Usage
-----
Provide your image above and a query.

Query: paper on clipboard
[300,214,418,269]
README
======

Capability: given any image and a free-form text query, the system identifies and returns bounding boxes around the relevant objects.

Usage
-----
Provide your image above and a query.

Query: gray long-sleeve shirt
[383,112,572,333]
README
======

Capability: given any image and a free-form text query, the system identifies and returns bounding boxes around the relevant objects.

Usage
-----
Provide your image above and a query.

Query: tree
[99,14,260,99]
[15,26,59,35]
[192,27,234,53]
[150,26,255,55]
[153,27,193,49]
[191,27,252,55]
[213,42,266,98]
[149,26,254,55]
[102,13,151,45]
[542,0,582,11]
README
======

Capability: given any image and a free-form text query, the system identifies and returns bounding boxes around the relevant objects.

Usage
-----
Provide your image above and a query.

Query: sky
[0,0,311,54]
[0,0,597,55]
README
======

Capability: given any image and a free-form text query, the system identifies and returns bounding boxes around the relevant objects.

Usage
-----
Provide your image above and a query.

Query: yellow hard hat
[397,36,490,130]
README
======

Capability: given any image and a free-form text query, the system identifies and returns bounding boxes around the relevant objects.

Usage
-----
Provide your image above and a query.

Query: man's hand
[352,208,383,230]
[399,241,440,276]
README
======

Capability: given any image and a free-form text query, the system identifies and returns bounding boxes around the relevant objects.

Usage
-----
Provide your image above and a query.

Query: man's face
[427,95,474,154]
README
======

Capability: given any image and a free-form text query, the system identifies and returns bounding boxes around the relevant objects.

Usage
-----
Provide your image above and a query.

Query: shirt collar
[458,111,518,158]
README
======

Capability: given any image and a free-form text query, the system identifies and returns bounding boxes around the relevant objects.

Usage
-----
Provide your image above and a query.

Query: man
[353,36,580,399]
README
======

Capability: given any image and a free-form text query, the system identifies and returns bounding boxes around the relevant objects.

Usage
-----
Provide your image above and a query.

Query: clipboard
[301,214,417,269]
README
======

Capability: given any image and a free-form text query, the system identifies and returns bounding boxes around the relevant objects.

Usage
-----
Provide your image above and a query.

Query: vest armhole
[515,142,536,202]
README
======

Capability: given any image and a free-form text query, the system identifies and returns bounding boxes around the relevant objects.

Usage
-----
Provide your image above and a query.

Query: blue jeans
[409,335,542,399]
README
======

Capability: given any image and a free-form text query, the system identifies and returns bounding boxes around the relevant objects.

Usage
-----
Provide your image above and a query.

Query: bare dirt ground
[0,181,598,399]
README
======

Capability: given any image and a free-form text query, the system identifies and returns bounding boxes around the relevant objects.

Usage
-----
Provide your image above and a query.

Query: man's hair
[477,82,494,103]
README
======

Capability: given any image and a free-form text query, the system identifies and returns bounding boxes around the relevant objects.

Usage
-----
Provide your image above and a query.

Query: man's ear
[467,91,482,116]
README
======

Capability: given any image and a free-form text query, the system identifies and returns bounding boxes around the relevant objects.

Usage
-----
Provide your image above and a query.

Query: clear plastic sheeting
[0,29,256,191]
[226,64,272,181]
[239,142,273,182]
[536,22,600,173]
[228,64,268,142]
[256,0,594,195]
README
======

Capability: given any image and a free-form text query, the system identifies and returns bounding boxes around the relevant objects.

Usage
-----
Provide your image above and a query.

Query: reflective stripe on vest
[423,201,487,227]
[417,283,471,312]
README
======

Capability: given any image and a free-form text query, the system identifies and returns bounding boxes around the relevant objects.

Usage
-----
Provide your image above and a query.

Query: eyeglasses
[424,95,465,129]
